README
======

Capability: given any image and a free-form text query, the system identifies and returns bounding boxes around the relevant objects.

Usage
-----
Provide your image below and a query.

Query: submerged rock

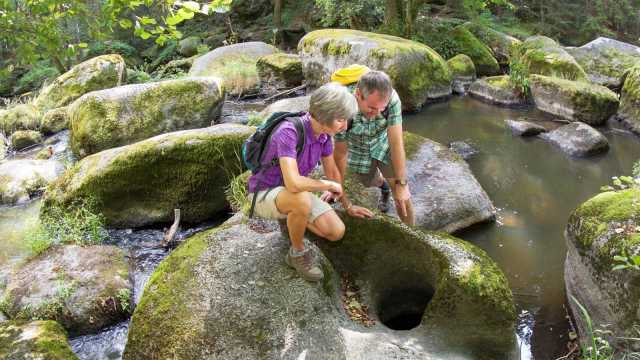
[449,25,500,76]
[565,188,640,352]
[298,29,452,111]
[448,140,479,159]
[618,65,640,135]
[256,53,303,91]
[469,75,527,106]
[189,41,279,96]
[0,320,78,359]
[0,104,41,135]
[540,122,609,157]
[124,215,516,359]
[9,130,42,150]
[44,124,253,228]
[0,159,64,205]
[34,54,126,112]
[69,77,224,158]
[447,54,476,94]
[521,36,588,82]
[566,37,640,89]
[1,245,131,335]
[505,119,547,136]
[530,74,619,125]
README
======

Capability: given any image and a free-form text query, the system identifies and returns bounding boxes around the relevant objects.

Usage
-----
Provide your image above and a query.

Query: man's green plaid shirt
[334,86,403,174]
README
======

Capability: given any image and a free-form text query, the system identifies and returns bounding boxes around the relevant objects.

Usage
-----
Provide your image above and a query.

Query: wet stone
[505,119,548,136]
[448,140,479,159]
[540,122,609,157]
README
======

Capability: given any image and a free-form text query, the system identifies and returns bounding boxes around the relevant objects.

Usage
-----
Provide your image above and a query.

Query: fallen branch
[160,209,181,248]
[264,84,306,104]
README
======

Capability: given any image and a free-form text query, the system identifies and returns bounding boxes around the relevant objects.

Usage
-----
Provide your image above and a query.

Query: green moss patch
[447,54,476,78]
[0,320,78,360]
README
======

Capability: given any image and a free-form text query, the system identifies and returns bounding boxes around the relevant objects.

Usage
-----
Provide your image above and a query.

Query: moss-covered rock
[447,54,476,94]
[34,54,126,112]
[0,320,78,360]
[566,37,640,89]
[189,42,279,96]
[469,75,527,106]
[69,77,224,158]
[9,130,42,150]
[253,95,310,125]
[521,36,588,81]
[449,26,500,76]
[565,188,640,351]
[177,36,202,57]
[0,104,41,135]
[44,124,253,228]
[1,245,131,336]
[123,215,516,359]
[530,74,619,125]
[618,65,640,135]
[41,107,69,135]
[0,160,64,205]
[256,53,303,90]
[462,22,521,66]
[298,29,452,112]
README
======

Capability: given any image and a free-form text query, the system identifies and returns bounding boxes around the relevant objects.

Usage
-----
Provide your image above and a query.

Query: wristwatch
[395,178,408,186]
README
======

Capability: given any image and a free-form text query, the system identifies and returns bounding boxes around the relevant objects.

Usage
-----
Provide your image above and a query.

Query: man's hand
[347,205,374,219]
[394,184,411,218]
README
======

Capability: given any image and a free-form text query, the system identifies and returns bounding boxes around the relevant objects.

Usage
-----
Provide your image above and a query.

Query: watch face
[396,179,407,186]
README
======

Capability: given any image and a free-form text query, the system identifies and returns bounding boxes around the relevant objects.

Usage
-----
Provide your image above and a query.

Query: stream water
[1,95,639,359]
[404,96,640,359]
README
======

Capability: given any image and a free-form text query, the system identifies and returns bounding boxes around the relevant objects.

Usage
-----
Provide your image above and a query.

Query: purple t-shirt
[248,112,333,193]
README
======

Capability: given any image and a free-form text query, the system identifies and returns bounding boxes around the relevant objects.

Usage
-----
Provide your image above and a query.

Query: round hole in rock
[377,286,434,330]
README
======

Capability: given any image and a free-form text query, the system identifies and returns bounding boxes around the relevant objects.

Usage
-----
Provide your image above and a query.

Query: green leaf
[155,35,168,46]
[620,176,634,185]
[139,16,156,25]
[119,18,133,29]
[77,42,88,48]
[613,255,628,262]
[631,255,640,265]
[181,1,201,12]
[165,14,184,26]
[177,8,195,20]
[612,264,629,271]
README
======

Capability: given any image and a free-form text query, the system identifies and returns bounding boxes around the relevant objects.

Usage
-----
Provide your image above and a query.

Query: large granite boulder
[250,95,311,126]
[189,42,279,96]
[469,75,527,106]
[521,36,589,82]
[447,54,476,94]
[0,320,78,359]
[0,159,64,205]
[540,122,609,157]
[69,77,224,158]
[44,124,253,228]
[530,74,619,125]
[256,53,303,90]
[462,22,521,66]
[34,54,126,112]
[9,130,42,151]
[396,133,495,233]
[618,65,640,135]
[298,29,452,111]
[449,25,500,76]
[0,104,41,135]
[566,37,640,89]
[123,215,517,359]
[0,245,131,335]
[565,188,640,351]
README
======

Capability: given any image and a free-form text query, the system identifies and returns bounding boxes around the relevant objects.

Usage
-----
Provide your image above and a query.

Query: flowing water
[404,96,640,359]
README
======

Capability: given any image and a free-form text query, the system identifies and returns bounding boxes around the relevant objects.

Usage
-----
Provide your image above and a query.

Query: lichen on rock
[521,36,588,82]
[256,53,303,90]
[298,28,452,112]
[469,75,527,106]
[618,65,640,135]
[462,22,521,66]
[9,130,42,151]
[449,25,500,76]
[447,54,476,94]
[0,320,78,360]
[41,107,69,135]
[0,104,41,135]
[69,77,224,158]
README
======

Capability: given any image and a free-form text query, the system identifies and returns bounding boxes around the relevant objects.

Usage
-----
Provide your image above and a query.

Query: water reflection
[406,96,640,358]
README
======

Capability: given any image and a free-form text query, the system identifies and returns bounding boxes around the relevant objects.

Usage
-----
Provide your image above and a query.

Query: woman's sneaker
[285,248,323,282]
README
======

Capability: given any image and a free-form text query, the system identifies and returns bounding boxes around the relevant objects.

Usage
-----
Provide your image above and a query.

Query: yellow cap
[330,64,371,85]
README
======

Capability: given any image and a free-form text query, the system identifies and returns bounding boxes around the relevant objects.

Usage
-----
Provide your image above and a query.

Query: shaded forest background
[1,0,639,99]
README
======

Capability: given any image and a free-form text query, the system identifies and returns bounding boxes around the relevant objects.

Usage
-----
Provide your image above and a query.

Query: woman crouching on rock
[247,82,360,282]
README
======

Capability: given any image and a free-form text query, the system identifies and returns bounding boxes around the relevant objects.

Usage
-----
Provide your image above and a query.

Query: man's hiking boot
[378,188,392,213]
[286,249,324,282]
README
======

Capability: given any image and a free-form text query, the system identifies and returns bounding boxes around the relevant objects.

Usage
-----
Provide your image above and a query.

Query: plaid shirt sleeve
[386,90,402,126]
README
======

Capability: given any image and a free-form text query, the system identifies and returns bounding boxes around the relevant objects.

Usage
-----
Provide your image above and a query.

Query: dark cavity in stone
[377,286,434,330]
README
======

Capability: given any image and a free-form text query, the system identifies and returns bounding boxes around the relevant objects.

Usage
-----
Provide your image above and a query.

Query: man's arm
[280,157,342,196]
[387,123,411,216]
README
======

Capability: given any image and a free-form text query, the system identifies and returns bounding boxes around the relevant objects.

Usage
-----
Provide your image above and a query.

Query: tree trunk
[273,0,283,29]
[52,56,67,73]
[384,0,403,34]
